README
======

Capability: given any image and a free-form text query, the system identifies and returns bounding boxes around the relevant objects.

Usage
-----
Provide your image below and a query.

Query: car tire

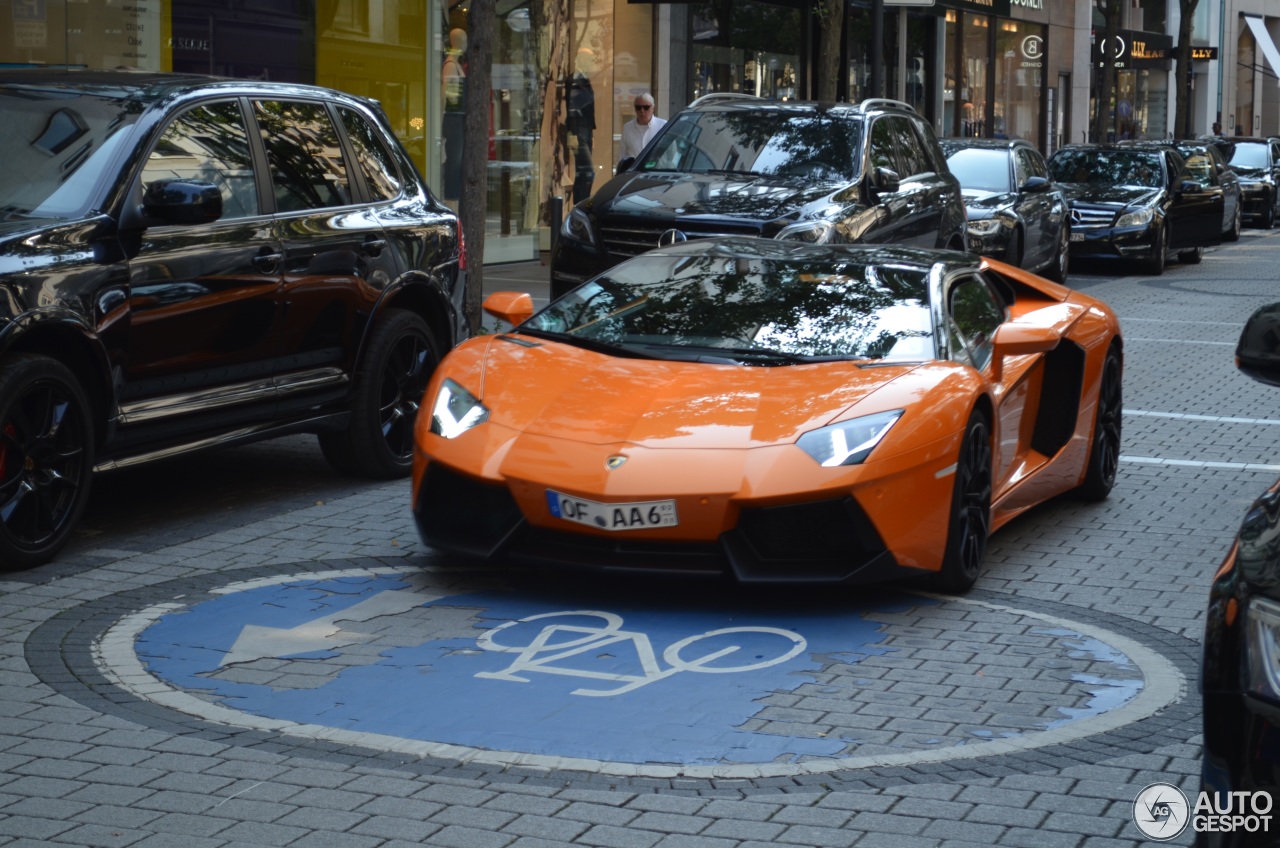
[1044,224,1070,283]
[1140,223,1167,275]
[1224,201,1242,242]
[930,408,992,594]
[319,308,439,479]
[1264,196,1276,229]
[0,354,95,570]
[1076,346,1122,502]
[1179,245,1204,264]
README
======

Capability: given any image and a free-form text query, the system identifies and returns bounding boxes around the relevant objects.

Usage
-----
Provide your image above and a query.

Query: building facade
[2,0,1253,264]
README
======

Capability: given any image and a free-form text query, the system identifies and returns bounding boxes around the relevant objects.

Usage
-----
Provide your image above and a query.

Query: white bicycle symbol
[474,610,807,697]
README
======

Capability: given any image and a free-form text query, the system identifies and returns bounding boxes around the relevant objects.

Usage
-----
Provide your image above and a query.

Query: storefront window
[995,20,1044,146]
[960,13,990,137]
[690,0,801,100]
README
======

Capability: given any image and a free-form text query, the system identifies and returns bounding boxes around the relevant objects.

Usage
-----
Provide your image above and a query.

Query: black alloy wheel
[319,308,439,479]
[1045,223,1070,283]
[931,409,992,594]
[1224,200,1242,242]
[1077,346,1123,502]
[1140,223,1167,275]
[0,354,95,569]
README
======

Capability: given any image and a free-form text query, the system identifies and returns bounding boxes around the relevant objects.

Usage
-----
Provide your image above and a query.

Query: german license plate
[546,490,678,531]
[1070,232,1085,242]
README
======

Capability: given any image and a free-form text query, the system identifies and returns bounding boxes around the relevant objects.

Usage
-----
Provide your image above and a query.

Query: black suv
[1225,136,1280,228]
[550,96,967,299]
[0,69,467,568]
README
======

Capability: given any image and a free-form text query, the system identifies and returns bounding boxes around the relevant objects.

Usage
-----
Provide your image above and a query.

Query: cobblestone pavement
[5,239,1280,848]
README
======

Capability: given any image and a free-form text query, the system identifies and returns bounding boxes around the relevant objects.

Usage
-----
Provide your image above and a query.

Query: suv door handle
[253,248,283,272]
[361,236,387,256]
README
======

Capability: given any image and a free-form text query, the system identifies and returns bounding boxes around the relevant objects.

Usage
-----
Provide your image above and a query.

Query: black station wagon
[0,69,467,568]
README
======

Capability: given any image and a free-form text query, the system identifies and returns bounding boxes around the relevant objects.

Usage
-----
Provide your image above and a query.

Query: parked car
[549,96,968,299]
[940,138,1071,282]
[1201,301,1280,844]
[415,238,1122,593]
[0,69,468,568]
[1047,142,1223,275]
[1124,138,1243,242]
[1224,137,1280,228]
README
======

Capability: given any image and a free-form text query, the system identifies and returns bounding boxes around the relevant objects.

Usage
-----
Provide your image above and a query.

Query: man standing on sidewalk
[620,92,666,166]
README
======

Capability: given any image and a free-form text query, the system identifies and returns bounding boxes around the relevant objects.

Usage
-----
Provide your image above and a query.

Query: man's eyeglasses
[634,104,652,111]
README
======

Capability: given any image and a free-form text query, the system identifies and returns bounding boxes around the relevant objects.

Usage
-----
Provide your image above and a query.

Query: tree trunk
[460,0,497,333]
[535,0,572,228]
[1174,0,1200,138]
[816,0,844,102]
[1093,0,1123,143]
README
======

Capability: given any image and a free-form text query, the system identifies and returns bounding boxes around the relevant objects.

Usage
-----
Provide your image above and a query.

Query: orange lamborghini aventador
[411,238,1122,592]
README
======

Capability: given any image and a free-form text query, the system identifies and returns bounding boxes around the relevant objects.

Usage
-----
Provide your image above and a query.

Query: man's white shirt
[620,116,667,161]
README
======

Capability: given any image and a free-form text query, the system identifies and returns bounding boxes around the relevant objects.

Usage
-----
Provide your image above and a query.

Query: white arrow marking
[220,589,437,667]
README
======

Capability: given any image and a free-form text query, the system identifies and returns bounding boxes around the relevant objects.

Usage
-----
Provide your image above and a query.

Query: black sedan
[0,69,466,568]
[1123,139,1243,242]
[941,138,1070,282]
[1201,302,1280,845]
[1047,143,1223,275]
[1226,137,1280,228]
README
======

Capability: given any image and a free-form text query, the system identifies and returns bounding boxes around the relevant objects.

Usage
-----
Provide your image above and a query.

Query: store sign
[1094,28,1173,70]
[936,0,1013,16]
[1021,34,1044,68]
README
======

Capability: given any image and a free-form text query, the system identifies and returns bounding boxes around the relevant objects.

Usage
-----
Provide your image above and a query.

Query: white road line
[1126,337,1234,346]
[1123,318,1244,327]
[1126,409,1280,426]
[1121,455,1280,472]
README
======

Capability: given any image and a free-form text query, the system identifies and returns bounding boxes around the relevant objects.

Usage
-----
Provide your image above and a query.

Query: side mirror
[616,156,636,174]
[1178,179,1205,194]
[1019,176,1051,194]
[1237,303,1280,387]
[142,179,223,225]
[872,166,900,194]
[483,291,535,327]
[990,322,1059,382]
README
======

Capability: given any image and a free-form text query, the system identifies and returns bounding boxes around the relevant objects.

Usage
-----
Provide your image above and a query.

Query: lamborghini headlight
[775,220,837,244]
[796,409,904,467]
[1246,596,1280,699]
[1116,208,1154,228]
[430,378,489,438]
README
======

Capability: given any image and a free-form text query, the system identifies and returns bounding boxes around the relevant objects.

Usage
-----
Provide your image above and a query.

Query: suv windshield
[1,87,143,220]
[636,110,861,183]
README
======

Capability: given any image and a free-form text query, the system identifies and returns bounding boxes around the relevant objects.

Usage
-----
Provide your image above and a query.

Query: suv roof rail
[858,97,916,114]
[686,92,767,109]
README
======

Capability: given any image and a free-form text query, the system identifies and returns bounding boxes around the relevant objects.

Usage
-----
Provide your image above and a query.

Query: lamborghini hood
[468,335,922,449]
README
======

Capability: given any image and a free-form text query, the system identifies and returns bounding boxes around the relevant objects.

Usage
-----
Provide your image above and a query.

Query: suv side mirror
[616,156,636,174]
[1019,176,1051,194]
[142,179,223,225]
[1238,303,1280,387]
[1177,179,1204,195]
[872,166,900,194]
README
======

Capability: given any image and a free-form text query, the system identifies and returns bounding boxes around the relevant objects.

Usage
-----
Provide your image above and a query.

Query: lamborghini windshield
[635,110,860,183]
[522,242,936,365]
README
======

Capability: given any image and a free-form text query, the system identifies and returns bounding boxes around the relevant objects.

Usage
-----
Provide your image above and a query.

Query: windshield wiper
[700,168,765,177]
[637,343,858,365]
[514,327,650,359]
